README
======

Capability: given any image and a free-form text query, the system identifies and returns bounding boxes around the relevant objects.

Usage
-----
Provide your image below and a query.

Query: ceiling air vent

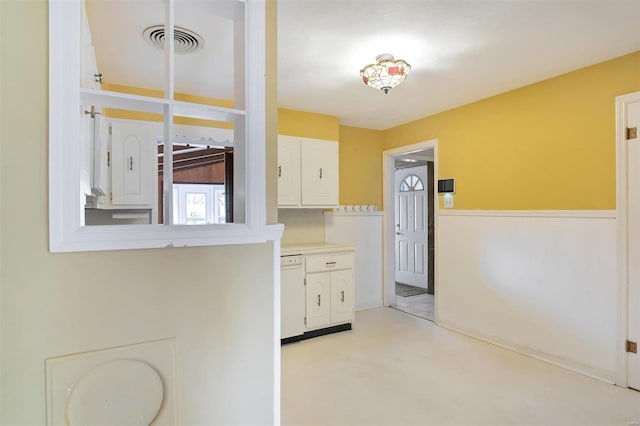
[143,25,204,54]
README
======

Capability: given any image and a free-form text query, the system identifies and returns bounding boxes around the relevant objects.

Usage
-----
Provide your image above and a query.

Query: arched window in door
[399,174,424,192]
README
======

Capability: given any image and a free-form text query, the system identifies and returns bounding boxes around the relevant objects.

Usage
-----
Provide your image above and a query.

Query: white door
[627,100,640,390]
[395,166,428,288]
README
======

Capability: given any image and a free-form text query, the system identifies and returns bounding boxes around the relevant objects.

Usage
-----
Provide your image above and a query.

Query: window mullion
[163,0,175,225]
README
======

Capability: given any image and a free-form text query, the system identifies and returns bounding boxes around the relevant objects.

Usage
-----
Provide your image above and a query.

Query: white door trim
[382,140,438,315]
[616,90,640,387]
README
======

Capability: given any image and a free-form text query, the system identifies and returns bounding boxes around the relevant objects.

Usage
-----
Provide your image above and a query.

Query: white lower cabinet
[329,269,354,324]
[305,272,331,328]
[305,252,355,331]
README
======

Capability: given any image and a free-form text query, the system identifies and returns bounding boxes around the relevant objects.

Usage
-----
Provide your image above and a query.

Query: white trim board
[438,210,616,219]
[616,90,640,388]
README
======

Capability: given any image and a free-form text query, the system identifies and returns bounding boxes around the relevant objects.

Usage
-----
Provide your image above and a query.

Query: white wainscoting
[437,210,617,382]
[325,211,384,311]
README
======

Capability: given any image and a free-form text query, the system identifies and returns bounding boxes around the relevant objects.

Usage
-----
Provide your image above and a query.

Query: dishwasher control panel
[281,255,303,267]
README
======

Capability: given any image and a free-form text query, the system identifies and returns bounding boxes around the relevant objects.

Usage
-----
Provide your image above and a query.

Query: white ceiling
[87,1,640,131]
[277,0,640,130]
[87,1,235,101]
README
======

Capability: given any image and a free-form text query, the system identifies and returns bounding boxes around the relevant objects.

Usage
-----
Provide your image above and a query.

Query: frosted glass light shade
[360,54,411,94]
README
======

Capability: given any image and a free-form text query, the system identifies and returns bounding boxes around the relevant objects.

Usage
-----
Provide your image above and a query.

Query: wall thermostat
[437,178,455,194]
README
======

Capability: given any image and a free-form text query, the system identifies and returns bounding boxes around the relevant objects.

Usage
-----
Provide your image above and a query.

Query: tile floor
[394,292,435,321]
[281,307,640,426]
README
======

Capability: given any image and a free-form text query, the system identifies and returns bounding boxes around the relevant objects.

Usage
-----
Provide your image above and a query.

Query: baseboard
[436,319,616,384]
[356,301,384,311]
[281,323,352,345]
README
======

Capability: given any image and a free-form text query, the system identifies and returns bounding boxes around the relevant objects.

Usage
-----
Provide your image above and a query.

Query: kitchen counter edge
[281,242,355,256]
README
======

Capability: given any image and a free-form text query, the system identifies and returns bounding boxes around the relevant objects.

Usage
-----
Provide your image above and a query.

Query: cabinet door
[277,136,301,206]
[91,116,110,197]
[301,139,338,206]
[305,272,331,329]
[111,121,156,207]
[331,269,355,324]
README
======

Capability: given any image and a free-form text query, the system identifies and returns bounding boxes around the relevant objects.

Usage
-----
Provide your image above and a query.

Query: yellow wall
[0,1,277,423]
[101,82,234,129]
[339,125,384,207]
[278,108,340,140]
[384,51,640,210]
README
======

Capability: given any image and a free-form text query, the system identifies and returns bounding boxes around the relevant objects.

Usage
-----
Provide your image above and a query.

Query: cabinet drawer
[306,253,354,273]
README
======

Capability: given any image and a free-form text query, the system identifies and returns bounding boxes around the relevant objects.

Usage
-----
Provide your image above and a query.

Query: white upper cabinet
[110,121,157,208]
[277,136,301,206]
[277,135,339,208]
[301,138,339,207]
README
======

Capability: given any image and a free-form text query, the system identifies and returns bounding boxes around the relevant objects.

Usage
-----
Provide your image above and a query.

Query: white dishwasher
[281,254,305,341]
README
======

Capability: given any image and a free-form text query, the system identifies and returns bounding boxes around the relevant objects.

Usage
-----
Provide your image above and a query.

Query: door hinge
[304,317,307,326]
[109,125,112,135]
[627,340,638,354]
[627,127,637,140]
[109,192,113,201]
[304,278,306,286]
[107,151,111,168]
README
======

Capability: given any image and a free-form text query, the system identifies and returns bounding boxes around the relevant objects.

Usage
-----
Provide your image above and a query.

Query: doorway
[382,140,438,322]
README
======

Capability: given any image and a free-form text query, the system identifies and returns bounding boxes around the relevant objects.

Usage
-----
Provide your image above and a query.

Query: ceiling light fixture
[360,54,411,94]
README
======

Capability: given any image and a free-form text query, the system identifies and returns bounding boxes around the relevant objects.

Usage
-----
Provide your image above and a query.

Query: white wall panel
[437,212,617,381]
[325,212,383,310]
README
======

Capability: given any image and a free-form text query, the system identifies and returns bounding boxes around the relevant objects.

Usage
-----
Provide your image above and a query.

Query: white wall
[1,2,277,424]
[437,211,618,381]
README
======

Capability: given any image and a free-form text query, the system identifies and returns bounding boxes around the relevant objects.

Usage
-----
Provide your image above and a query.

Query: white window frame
[49,0,281,252]
[172,183,225,225]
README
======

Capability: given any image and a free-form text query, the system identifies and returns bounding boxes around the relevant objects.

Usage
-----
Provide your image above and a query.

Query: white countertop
[281,242,355,256]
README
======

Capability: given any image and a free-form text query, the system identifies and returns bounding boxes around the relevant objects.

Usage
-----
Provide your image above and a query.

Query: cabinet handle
[317,294,321,306]
[129,156,133,171]
[319,168,323,179]
[341,291,345,303]
[278,165,282,177]
[326,261,336,266]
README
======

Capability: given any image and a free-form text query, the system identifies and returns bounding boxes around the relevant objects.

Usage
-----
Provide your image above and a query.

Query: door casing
[382,140,439,314]
[615,90,640,388]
